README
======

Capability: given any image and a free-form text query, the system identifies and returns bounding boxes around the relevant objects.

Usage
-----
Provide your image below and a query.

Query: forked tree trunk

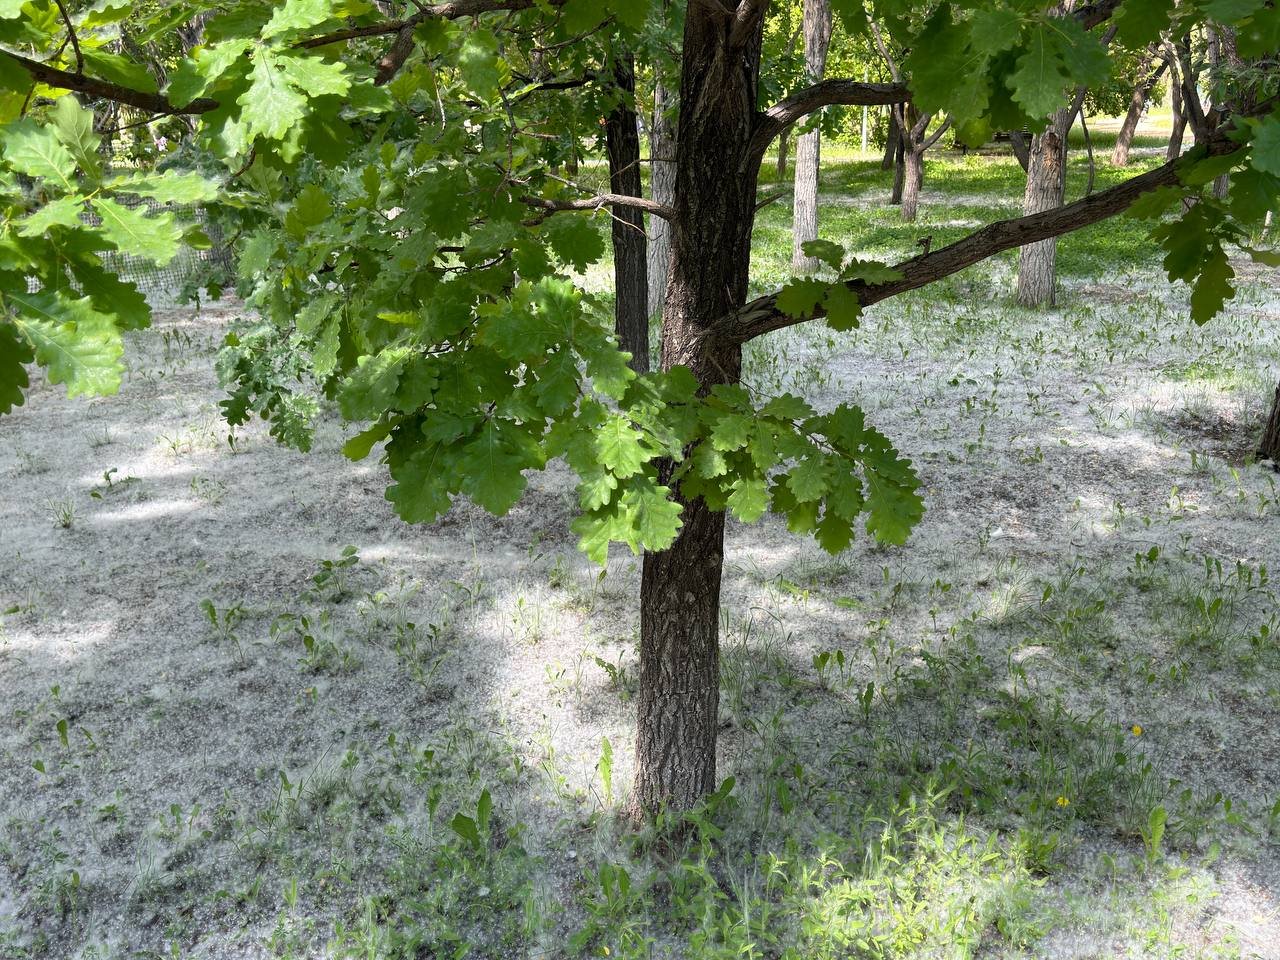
[791,0,833,270]
[648,78,677,322]
[1016,107,1071,307]
[1261,382,1280,462]
[605,53,649,372]
[631,8,762,817]
[1111,57,1167,166]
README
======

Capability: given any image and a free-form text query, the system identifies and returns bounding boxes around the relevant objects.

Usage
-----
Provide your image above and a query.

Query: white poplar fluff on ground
[2,257,1279,956]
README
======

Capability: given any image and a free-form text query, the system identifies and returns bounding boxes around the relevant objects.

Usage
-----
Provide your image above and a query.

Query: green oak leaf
[458,420,538,514]
[262,0,335,40]
[278,54,351,98]
[776,277,828,319]
[92,197,182,264]
[800,239,845,270]
[9,292,123,398]
[2,120,77,190]
[1009,26,1068,121]
[239,52,308,143]
[595,416,647,479]
[815,511,855,554]
[51,97,102,180]
[0,320,32,413]
[107,171,219,204]
[17,195,85,236]
[1251,117,1280,176]
[1189,246,1235,325]
[727,476,768,523]
[823,284,862,332]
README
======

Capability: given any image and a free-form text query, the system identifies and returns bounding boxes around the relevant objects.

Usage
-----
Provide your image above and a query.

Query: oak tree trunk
[648,77,677,322]
[605,53,649,372]
[1111,57,1167,166]
[791,0,833,271]
[1016,108,1071,307]
[1260,382,1280,463]
[630,7,762,817]
[900,147,924,222]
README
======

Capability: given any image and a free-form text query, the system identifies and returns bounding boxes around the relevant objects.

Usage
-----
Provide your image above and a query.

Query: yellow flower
[1131,724,1144,736]
[1055,795,1070,808]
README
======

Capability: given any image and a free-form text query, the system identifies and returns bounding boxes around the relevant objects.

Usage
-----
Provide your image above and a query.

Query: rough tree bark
[605,53,650,372]
[648,77,677,322]
[900,135,924,221]
[792,0,833,270]
[1016,106,1072,307]
[1260,382,1280,463]
[1111,55,1167,166]
[630,6,763,818]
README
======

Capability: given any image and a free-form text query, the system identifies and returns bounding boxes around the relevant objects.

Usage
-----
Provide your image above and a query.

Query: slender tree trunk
[630,7,762,818]
[605,53,649,372]
[776,125,790,178]
[889,108,906,204]
[1167,73,1186,160]
[1016,107,1071,307]
[900,146,924,221]
[1111,57,1167,166]
[1009,131,1031,172]
[791,0,833,270]
[881,107,899,170]
[648,78,677,322]
[1260,382,1280,462]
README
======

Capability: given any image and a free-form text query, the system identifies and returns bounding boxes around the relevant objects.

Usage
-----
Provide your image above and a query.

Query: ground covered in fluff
[3,152,1280,959]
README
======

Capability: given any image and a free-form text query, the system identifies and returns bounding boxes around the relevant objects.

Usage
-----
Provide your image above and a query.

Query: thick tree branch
[521,193,676,221]
[717,130,1245,345]
[0,48,218,114]
[299,0,563,48]
[752,79,910,157]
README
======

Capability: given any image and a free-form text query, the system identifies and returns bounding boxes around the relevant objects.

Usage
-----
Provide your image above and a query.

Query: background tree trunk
[1016,107,1072,307]
[648,78,677,323]
[1167,70,1186,160]
[791,0,833,271]
[1008,131,1031,172]
[630,6,763,818]
[605,53,649,372]
[881,107,899,170]
[776,126,790,177]
[1111,56,1167,166]
[1260,382,1280,462]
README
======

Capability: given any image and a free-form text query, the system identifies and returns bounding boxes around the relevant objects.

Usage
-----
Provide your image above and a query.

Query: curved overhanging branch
[716,129,1245,346]
[522,193,676,221]
[750,79,910,158]
[1,0,567,114]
